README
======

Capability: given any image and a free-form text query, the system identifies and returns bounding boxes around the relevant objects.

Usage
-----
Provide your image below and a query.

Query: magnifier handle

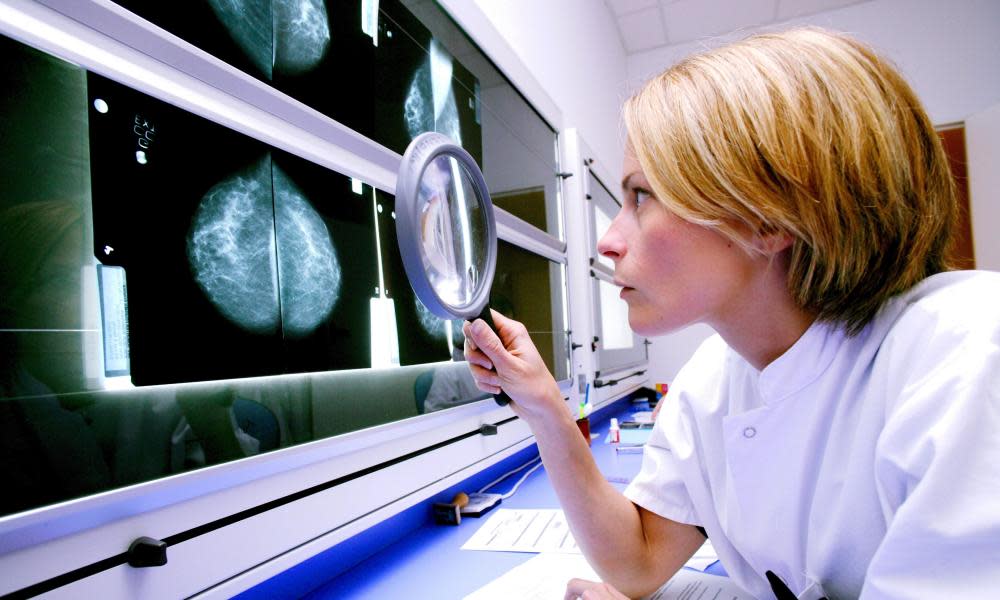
[476,306,512,406]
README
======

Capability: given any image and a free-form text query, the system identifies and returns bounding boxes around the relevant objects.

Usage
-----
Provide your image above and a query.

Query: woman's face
[597,143,760,336]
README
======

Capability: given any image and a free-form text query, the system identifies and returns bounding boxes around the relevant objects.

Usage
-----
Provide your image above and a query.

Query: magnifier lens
[417,154,489,313]
[398,132,508,406]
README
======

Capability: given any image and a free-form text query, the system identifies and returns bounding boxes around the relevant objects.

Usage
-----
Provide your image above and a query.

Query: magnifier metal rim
[396,132,498,320]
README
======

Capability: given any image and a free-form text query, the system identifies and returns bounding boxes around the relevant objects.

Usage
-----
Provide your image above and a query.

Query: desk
[239,401,658,599]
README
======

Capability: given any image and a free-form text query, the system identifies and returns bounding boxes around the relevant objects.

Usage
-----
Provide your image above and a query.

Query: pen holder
[576,417,591,446]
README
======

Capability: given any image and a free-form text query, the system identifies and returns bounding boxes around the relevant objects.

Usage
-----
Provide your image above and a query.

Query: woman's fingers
[564,579,630,600]
[463,322,494,370]
[464,343,493,371]
[465,317,511,369]
[467,362,501,388]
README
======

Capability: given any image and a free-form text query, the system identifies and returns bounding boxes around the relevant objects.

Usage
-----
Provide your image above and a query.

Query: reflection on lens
[416,154,488,312]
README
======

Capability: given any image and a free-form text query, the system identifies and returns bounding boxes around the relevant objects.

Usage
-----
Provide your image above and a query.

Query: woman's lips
[616,281,634,297]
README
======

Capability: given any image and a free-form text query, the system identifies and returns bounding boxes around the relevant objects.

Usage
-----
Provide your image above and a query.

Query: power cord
[434,456,543,524]
[478,456,543,499]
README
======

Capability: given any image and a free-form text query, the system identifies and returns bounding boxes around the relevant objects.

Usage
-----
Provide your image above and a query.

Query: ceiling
[604,0,868,55]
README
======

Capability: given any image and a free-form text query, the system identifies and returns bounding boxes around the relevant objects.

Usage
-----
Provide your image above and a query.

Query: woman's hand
[564,578,631,600]
[463,310,565,425]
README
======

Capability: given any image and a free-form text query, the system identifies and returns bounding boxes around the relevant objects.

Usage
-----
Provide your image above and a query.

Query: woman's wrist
[520,385,576,434]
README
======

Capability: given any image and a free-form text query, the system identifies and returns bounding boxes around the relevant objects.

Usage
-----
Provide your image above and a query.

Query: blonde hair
[623,27,956,334]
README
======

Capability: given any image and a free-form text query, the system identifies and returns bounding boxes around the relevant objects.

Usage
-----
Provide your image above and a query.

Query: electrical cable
[478,456,543,498]
[498,460,543,499]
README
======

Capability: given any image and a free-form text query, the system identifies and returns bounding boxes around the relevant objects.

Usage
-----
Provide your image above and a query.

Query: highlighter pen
[581,383,590,419]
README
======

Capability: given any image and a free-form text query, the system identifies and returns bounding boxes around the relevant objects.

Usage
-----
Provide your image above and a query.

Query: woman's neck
[710,253,817,371]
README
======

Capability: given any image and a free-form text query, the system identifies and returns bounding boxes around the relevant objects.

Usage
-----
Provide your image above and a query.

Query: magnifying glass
[396,132,511,406]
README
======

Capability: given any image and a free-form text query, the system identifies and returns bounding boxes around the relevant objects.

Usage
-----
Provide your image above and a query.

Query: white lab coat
[625,270,1000,599]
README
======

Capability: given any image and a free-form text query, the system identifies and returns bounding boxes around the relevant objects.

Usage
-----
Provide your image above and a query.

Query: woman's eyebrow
[621,172,639,194]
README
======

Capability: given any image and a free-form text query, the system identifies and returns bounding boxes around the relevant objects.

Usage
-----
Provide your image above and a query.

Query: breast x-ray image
[112,0,274,81]
[271,150,376,375]
[87,73,376,386]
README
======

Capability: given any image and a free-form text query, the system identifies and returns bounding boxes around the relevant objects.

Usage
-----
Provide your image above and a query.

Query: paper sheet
[646,567,751,600]
[461,509,579,553]
[462,552,597,600]
[461,510,720,572]
[685,539,719,571]
[464,552,749,600]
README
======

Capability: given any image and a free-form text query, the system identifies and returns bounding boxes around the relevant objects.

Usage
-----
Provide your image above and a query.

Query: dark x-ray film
[376,0,483,163]
[87,74,377,385]
[109,0,483,169]
[271,0,378,141]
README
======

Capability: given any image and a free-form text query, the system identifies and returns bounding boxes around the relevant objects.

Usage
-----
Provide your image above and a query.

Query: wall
[629,0,1000,384]
[473,0,630,178]
[627,0,1000,125]
[967,101,1000,271]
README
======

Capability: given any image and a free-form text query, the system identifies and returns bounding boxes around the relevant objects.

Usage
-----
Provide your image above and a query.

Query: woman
[464,27,1000,599]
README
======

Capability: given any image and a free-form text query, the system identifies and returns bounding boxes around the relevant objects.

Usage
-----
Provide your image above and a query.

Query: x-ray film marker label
[97,264,131,377]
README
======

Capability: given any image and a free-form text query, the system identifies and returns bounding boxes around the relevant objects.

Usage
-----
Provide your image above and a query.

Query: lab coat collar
[756,319,841,405]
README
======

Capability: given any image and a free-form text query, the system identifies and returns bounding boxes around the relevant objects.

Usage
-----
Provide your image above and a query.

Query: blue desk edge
[238,394,649,599]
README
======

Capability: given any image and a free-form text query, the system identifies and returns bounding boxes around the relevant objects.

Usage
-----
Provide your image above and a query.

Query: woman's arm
[464,312,704,597]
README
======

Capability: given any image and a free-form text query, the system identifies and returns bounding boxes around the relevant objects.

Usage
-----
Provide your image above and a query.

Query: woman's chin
[628,311,693,338]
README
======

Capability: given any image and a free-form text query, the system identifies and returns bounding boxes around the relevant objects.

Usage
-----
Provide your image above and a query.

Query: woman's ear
[752,230,794,256]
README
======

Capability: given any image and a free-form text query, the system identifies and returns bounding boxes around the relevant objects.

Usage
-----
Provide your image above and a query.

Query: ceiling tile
[606,0,659,17]
[776,0,868,20]
[618,6,669,53]
[663,0,777,45]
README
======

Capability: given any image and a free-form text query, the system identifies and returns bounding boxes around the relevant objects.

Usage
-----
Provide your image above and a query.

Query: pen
[580,383,590,419]
[766,571,797,600]
[766,571,828,600]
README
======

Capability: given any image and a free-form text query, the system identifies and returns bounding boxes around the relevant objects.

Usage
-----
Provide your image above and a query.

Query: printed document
[462,509,718,572]
[464,552,750,600]
[461,509,579,553]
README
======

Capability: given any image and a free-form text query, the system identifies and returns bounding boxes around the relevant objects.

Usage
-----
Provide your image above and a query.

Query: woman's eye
[635,189,651,207]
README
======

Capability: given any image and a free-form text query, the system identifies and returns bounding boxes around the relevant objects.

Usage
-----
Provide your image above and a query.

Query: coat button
[743,426,757,439]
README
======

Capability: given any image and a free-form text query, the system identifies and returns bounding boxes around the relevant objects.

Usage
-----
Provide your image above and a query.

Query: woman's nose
[597,220,625,262]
